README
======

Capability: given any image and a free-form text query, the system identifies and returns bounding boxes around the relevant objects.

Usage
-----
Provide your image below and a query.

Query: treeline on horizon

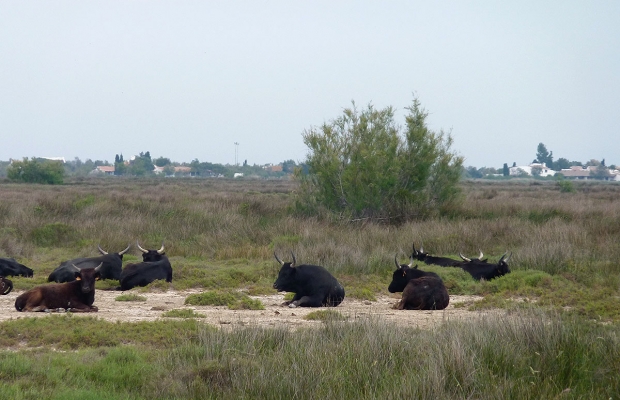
[0,152,302,180]
[2,150,617,183]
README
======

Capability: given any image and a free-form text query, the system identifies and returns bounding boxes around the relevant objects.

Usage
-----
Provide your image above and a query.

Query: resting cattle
[15,264,102,312]
[118,242,172,291]
[273,252,345,308]
[456,252,511,281]
[411,243,461,267]
[1,277,13,295]
[0,257,34,277]
[458,250,487,263]
[48,244,131,283]
[388,255,449,310]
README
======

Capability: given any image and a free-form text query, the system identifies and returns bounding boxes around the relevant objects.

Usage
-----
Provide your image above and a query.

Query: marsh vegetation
[0,177,619,398]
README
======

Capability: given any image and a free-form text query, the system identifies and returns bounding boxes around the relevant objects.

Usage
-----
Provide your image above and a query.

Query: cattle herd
[0,241,511,313]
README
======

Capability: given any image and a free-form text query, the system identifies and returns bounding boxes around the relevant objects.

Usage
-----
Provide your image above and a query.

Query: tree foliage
[535,143,554,168]
[7,158,65,184]
[296,97,463,222]
[128,152,153,176]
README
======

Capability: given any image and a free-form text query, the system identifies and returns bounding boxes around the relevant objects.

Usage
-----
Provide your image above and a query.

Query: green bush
[296,96,463,221]
[557,179,575,193]
[7,158,65,184]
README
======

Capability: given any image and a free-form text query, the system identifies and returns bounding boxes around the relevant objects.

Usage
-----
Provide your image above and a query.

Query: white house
[509,162,556,177]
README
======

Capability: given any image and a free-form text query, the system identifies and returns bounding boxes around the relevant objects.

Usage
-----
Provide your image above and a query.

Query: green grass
[115,294,147,302]
[304,309,347,321]
[0,316,202,349]
[0,311,618,399]
[161,309,206,318]
[2,178,620,397]
[184,290,264,310]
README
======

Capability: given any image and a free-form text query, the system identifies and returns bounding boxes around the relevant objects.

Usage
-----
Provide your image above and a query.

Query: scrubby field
[0,177,619,399]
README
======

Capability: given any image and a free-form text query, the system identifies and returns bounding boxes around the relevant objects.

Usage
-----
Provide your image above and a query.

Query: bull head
[274,252,296,267]
[137,241,165,254]
[395,254,414,276]
[71,263,103,281]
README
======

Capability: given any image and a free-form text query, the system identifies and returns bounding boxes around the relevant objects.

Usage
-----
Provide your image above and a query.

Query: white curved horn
[136,241,148,254]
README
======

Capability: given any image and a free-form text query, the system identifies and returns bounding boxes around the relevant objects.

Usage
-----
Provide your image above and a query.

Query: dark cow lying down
[410,242,461,267]
[119,242,172,291]
[15,264,102,312]
[48,244,131,283]
[1,277,13,295]
[456,252,512,281]
[273,252,345,308]
[0,257,34,277]
[388,255,449,310]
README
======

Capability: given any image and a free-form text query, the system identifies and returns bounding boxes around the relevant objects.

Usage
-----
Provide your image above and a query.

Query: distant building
[41,157,66,163]
[174,166,193,176]
[509,162,556,177]
[90,165,115,175]
[560,165,616,181]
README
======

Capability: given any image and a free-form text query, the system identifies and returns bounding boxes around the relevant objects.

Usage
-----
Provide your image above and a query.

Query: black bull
[0,257,34,277]
[48,244,131,283]
[118,242,172,291]
[273,252,345,308]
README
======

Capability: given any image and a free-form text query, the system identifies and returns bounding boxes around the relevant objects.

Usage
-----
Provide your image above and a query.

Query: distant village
[0,153,298,180]
[504,161,620,181]
[2,148,619,182]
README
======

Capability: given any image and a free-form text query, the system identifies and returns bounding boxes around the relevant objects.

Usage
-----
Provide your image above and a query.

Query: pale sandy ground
[0,289,496,330]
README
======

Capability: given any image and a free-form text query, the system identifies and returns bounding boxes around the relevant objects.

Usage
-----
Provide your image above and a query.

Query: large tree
[535,143,554,168]
[296,97,463,222]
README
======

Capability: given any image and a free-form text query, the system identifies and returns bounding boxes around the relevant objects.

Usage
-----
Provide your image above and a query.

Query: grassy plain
[0,177,619,398]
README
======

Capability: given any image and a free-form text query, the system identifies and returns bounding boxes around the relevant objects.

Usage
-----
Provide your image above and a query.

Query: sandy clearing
[0,289,496,330]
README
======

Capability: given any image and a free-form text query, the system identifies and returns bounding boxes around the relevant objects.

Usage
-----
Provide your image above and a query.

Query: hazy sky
[2,1,619,168]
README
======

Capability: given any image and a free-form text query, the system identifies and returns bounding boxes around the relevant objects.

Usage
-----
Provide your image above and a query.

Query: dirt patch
[0,289,495,330]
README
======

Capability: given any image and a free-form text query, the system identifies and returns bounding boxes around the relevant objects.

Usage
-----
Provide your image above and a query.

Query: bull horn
[412,242,418,256]
[459,253,471,262]
[94,262,103,273]
[157,242,165,255]
[119,244,131,255]
[71,263,81,272]
[274,252,284,265]
[419,241,424,254]
[478,250,484,259]
[395,254,401,269]
[290,252,296,267]
[136,241,148,254]
[97,244,108,255]
[500,252,511,263]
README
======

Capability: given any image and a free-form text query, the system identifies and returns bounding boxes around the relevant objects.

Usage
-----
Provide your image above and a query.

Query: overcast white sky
[1,1,619,168]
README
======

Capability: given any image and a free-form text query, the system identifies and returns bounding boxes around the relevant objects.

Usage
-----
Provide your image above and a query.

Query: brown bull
[15,264,102,312]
